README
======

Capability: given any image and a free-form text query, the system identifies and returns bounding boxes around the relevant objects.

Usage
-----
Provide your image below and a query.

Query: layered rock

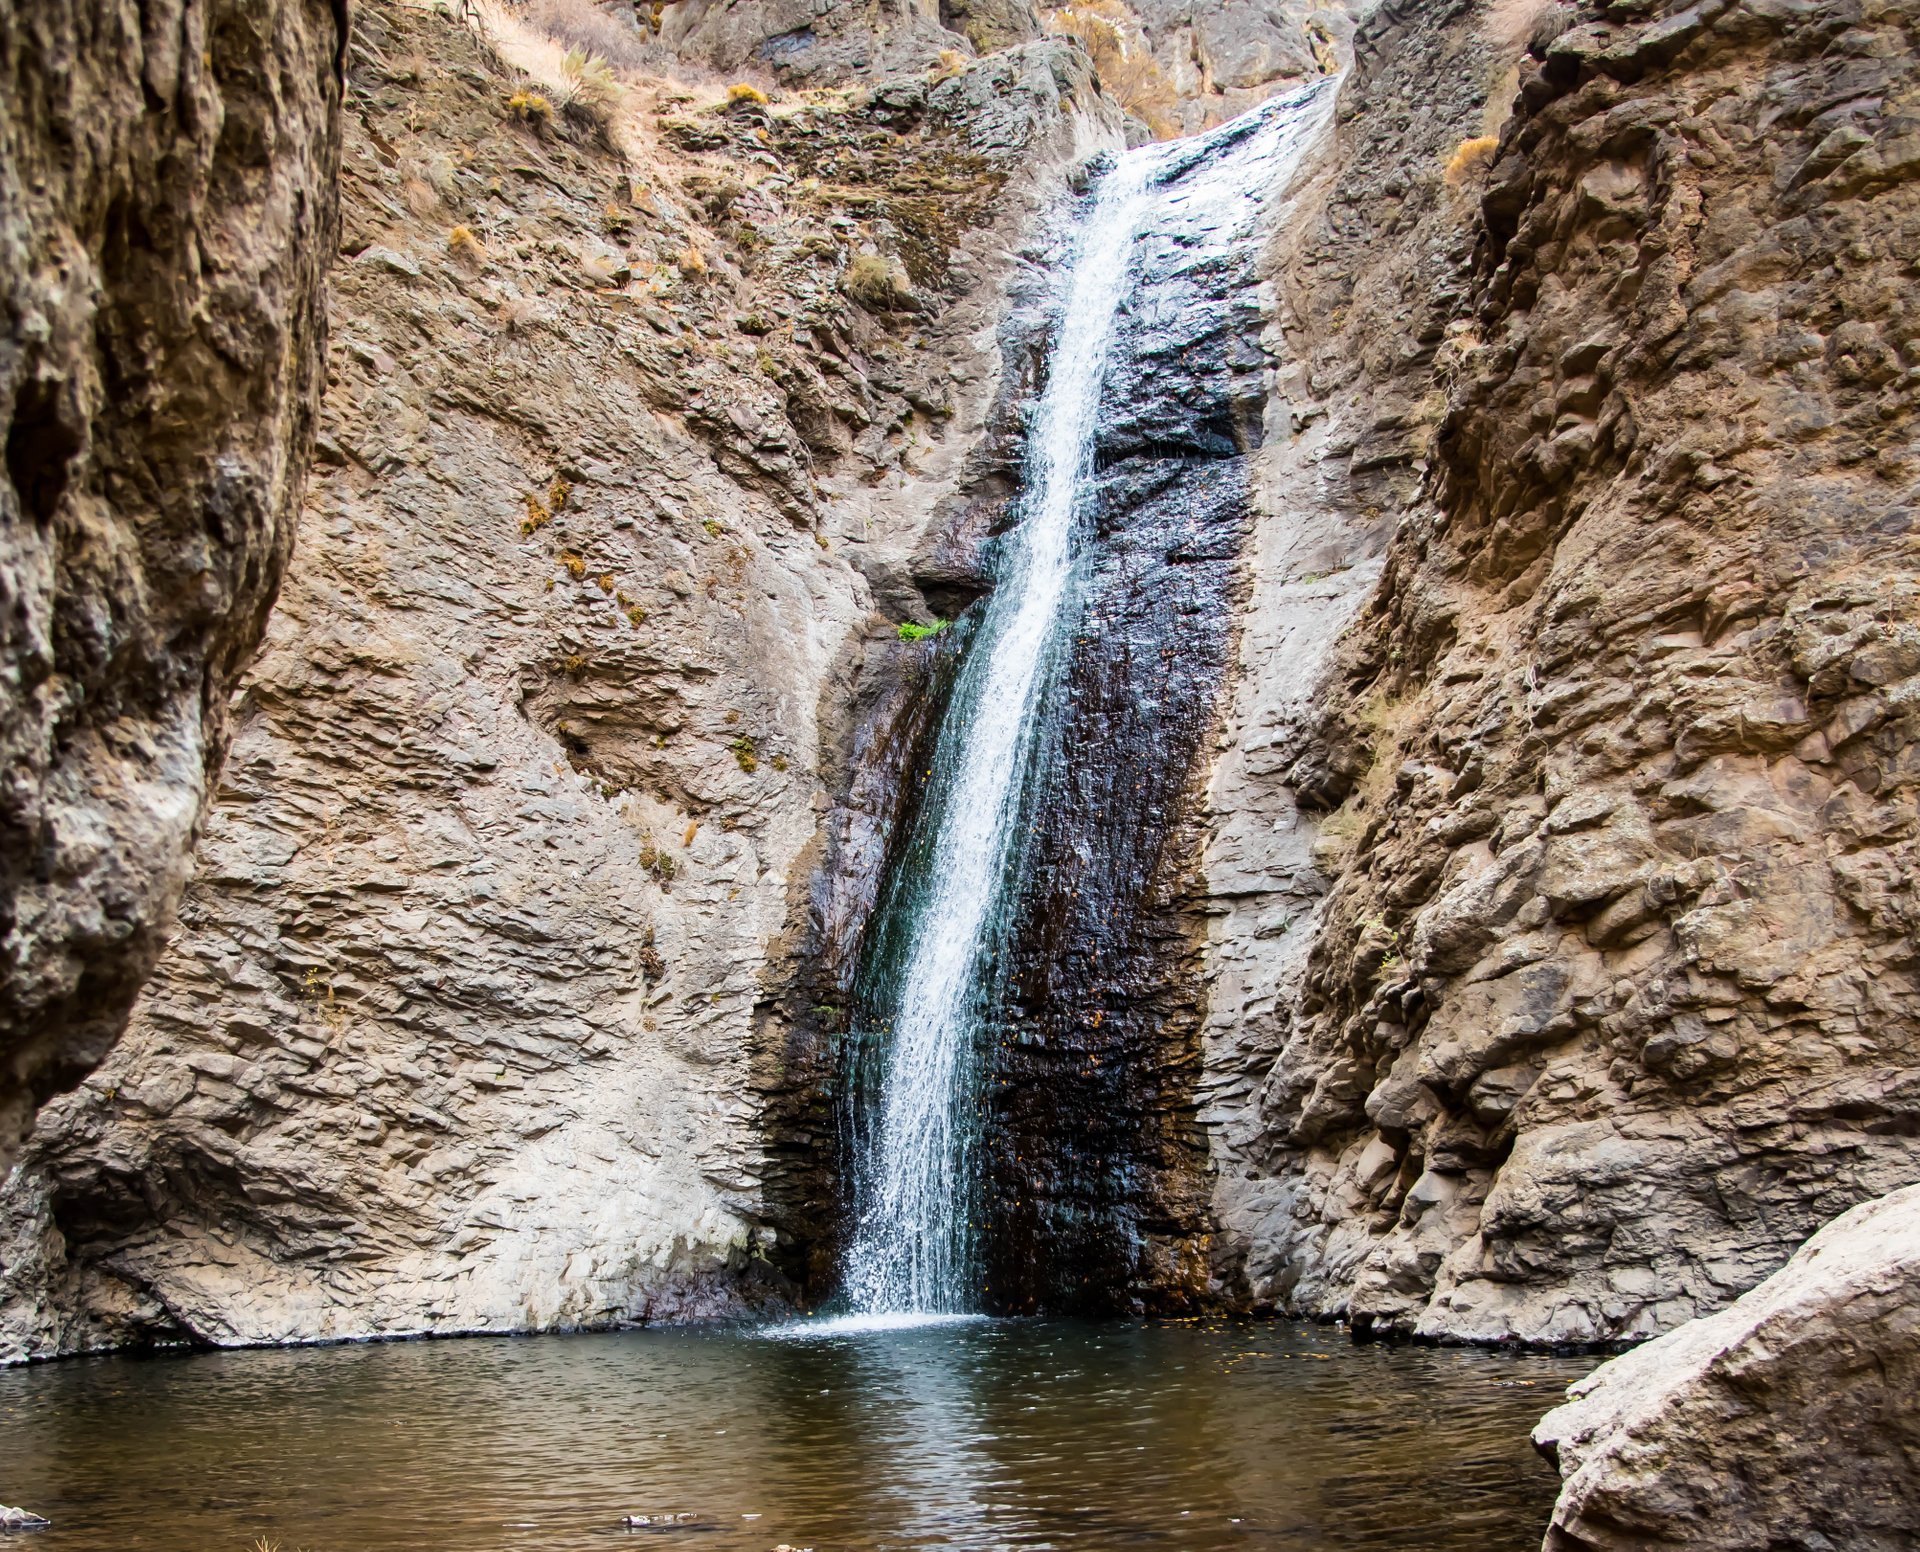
[0,0,343,1168]
[659,0,989,83]
[1208,0,1920,1344]
[1534,1182,1920,1551]
[1132,0,1353,132]
[0,1,1119,1359]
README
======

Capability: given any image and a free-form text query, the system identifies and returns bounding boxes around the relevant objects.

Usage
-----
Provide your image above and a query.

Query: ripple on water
[0,1318,1592,1552]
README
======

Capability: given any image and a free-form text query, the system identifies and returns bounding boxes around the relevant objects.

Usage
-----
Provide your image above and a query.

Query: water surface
[0,1318,1588,1551]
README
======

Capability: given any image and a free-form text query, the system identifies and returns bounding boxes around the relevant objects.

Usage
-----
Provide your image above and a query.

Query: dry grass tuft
[676,244,708,277]
[522,0,655,69]
[725,81,768,107]
[843,251,909,312]
[1046,1,1178,140]
[1444,135,1500,187]
[447,224,486,263]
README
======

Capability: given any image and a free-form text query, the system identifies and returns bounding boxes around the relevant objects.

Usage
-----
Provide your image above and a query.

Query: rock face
[0,0,1119,1359]
[1534,1182,1920,1551]
[1204,0,1920,1345]
[1133,0,1353,132]
[0,1,343,1169]
[660,0,976,84]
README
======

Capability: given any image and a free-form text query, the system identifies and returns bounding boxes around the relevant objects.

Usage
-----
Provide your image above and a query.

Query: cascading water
[837,85,1334,1320]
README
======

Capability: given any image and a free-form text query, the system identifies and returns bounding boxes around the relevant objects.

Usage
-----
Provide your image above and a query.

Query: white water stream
[840,86,1333,1320]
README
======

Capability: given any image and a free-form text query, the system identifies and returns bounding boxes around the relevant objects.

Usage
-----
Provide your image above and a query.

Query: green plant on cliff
[898,619,949,641]
[731,735,759,773]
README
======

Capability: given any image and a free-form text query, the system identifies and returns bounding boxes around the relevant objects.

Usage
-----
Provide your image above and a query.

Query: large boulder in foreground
[0,0,343,1168]
[1534,1183,1920,1551]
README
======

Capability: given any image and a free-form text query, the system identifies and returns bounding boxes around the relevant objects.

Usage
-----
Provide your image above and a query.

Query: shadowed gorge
[1,0,1917,1547]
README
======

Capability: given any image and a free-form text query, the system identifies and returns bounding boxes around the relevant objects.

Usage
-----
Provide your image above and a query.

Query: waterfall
[838,85,1333,1320]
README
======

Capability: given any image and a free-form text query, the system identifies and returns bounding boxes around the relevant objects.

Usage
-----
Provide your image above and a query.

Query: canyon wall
[0,0,1121,1359]
[1207,0,1920,1346]
[4,0,1914,1369]
[0,0,343,1170]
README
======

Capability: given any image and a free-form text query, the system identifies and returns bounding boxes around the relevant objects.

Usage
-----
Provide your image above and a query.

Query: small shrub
[625,604,646,626]
[563,652,587,676]
[522,491,552,536]
[934,47,967,80]
[1444,135,1500,187]
[509,89,554,128]
[725,82,768,108]
[597,573,616,594]
[1046,1,1178,139]
[897,619,949,641]
[447,224,485,263]
[676,244,708,278]
[560,551,587,579]
[731,736,759,773]
[843,251,906,311]
[701,518,723,537]
[548,475,573,511]
[638,840,677,884]
[602,203,633,235]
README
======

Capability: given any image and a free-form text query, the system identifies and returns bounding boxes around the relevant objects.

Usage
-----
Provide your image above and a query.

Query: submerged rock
[1534,1183,1920,1551]
[0,1505,50,1529]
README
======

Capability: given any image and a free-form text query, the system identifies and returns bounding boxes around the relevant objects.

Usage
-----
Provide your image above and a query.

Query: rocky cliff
[3,0,1916,1379]
[0,0,1122,1359]
[0,0,343,1171]
[1205,0,1920,1346]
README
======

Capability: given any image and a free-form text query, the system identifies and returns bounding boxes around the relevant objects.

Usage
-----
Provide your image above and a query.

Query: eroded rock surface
[1209,0,1920,1344]
[0,0,343,1169]
[0,2,1118,1358]
[1534,1182,1920,1551]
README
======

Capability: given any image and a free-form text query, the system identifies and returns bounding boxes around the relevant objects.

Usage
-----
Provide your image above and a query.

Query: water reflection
[0,1319,1589,1552]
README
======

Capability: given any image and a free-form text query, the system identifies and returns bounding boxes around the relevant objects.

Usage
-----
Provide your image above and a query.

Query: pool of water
[0,1318,1590,1552]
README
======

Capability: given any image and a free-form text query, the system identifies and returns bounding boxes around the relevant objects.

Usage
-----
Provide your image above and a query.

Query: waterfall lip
[1137,78,1337,190]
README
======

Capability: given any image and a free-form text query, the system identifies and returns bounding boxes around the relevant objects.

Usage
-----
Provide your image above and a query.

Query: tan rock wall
[0,2,1119,1359]
[0,0,343,1168]
[1213,0,1920,1345]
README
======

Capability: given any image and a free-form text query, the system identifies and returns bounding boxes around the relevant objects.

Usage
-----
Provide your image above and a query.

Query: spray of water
[839,86,1333,1319]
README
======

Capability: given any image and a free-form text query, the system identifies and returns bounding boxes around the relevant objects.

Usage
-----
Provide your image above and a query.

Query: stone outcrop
[1205,0,1920,1345]
[0,0,343,1170]
[1133,0,1353,132]
[1534,1182,1920,1551]
[660,0,979,84]
[0,2,1119,1359]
